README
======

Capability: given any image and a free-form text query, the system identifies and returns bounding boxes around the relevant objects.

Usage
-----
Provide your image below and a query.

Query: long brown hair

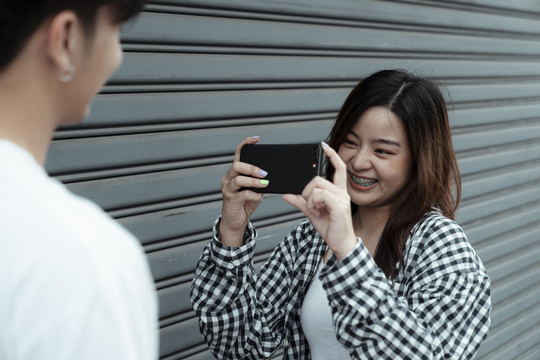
[326,70,461,279]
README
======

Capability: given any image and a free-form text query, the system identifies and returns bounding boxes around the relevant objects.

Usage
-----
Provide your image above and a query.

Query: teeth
[350,173,378,187]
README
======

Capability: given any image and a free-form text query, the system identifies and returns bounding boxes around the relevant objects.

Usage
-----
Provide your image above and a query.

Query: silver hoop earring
[57,65,75,83]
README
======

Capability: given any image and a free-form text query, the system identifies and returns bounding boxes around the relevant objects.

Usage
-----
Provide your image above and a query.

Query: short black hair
[0,0,145,72]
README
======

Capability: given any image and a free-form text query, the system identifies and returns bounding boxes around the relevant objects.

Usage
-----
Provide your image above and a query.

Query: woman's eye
[376,149,392,155]
[344,139,357,147]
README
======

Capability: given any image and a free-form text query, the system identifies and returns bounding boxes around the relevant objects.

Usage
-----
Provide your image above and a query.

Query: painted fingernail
[310,212,320,219]
[260,179,270,186]
[252,136,260,139]
[259,169,268,177]
[321,141,330,148]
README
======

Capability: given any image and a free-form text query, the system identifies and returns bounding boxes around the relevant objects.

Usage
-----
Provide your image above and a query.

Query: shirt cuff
[210,216,257,271]
[320,238,382,298]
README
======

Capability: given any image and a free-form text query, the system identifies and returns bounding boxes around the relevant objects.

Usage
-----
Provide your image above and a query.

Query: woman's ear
[46,10,80,81]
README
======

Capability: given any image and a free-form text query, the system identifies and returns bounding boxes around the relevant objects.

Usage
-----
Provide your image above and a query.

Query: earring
[57,64,75,83]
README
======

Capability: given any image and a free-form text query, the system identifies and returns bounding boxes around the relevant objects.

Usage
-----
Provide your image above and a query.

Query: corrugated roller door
[45,0,540,359]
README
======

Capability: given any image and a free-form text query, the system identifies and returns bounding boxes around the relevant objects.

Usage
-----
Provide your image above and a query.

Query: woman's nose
[350,149,371,170]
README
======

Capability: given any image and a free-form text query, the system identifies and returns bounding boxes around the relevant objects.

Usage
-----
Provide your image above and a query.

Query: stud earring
[57,64,75,83]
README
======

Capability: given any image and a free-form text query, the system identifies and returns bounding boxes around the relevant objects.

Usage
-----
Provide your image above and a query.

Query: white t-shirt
[301,260,351,360]
[0,140,158,360]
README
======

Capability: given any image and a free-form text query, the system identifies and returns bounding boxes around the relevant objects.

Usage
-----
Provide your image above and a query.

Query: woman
[191,70,491,359]
[0,1,158,359]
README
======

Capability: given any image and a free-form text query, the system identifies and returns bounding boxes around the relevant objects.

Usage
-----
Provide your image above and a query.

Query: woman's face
[337,106,413,211]
[62,5,123,123]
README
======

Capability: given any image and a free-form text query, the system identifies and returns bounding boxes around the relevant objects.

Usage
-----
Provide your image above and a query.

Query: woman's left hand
[283,143,357,260]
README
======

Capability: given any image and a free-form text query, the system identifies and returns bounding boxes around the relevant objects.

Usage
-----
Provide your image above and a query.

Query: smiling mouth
[350,173,378,187]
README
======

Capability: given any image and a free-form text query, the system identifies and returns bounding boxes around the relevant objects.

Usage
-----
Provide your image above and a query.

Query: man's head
[0,0,145,72]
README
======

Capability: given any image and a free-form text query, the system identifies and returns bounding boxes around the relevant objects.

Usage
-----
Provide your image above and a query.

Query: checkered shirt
[191,212,491,359]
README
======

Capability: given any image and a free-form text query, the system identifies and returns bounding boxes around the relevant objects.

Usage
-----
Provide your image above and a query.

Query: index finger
[234,136,260,162]
[321,141,347,189]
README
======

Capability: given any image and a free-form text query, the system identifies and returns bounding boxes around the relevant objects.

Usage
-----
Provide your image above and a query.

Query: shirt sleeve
[190,217,304,359]
[320,215,491,359]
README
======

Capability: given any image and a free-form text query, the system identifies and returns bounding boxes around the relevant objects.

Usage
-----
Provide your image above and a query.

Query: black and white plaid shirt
[191,212,491,359]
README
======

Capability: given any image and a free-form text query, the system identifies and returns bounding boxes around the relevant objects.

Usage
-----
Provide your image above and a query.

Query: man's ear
[46,10,80,77]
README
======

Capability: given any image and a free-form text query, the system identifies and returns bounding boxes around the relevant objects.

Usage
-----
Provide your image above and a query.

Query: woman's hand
[283,142,357,260]
[219,136,269,247]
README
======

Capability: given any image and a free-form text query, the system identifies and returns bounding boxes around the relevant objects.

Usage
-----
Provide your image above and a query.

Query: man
[0,1,158,358]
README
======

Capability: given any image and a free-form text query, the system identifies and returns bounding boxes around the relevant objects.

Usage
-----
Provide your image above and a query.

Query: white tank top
[300,261,352,360]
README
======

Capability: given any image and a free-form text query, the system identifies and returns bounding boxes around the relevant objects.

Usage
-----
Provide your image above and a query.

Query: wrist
[333,237,359,261]
[218,220,248,247]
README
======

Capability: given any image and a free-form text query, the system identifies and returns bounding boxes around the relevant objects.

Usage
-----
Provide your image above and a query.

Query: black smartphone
[240,143,326,194]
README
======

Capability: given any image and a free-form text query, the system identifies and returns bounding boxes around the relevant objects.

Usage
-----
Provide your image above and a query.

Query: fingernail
[260,179,270,186]
[321,141,330,148]
[252,136,260,139]
[310,212,320,219]
[259,169,268,177]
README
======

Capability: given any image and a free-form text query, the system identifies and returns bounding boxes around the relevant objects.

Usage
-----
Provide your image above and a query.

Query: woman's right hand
[219,136,269,246]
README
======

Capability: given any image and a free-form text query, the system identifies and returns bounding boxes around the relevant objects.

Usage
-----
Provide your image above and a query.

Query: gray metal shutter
[46,0,540,359]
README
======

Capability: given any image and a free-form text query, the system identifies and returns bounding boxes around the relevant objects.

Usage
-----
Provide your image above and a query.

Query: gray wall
[47,0,540,359]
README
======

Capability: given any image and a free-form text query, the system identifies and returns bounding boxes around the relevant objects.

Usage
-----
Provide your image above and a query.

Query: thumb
[283,194,321,225]
[283,194,308,214]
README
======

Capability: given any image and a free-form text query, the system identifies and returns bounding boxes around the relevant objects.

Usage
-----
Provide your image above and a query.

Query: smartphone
[240,143,326,194]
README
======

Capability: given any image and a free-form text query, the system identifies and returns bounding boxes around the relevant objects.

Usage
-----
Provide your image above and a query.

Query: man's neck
[0,78,57,167]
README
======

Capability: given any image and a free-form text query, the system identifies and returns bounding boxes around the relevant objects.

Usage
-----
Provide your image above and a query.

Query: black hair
[0,0,145,71]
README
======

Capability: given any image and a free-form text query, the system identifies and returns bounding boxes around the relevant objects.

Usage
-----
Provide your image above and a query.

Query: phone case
[240,143,325,194]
